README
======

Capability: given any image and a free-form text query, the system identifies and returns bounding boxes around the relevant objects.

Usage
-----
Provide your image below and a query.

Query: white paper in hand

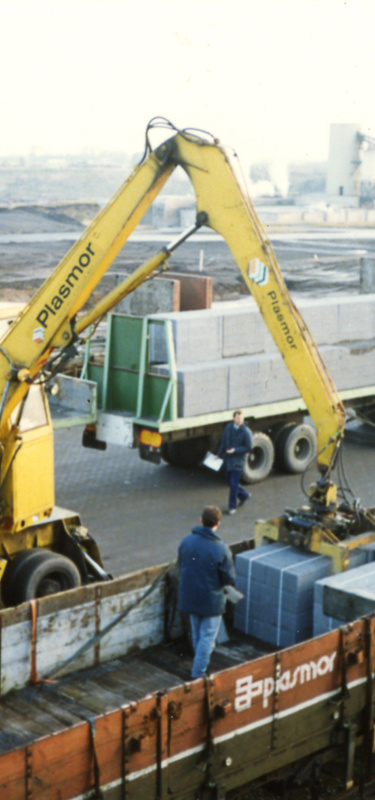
[203,452,223,471]
[224,585,244,604]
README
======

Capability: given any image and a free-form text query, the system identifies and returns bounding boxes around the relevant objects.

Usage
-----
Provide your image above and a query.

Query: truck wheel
[2,549,81,607]
[275,423,317,474]
[241,432,274,484]
[164,437,209,468]
[161,443,173,464]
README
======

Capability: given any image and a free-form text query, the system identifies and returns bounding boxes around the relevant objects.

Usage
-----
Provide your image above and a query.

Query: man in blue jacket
[217,410,253,514]
[178,505,235,679]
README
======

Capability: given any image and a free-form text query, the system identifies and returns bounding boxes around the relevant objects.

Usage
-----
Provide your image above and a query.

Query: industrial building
[327,123,375,206]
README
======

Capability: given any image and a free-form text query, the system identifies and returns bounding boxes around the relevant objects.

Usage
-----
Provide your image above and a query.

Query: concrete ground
[54,425,375,578]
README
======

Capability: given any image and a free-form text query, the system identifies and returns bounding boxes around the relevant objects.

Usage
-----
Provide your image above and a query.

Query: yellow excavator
[0,118,373,605]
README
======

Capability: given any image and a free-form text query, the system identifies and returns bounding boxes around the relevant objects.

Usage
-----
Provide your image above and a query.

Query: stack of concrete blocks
[116,277,180,315]
[233,541,375,648]
[313,543,375,635]
[148,295,375,418]
[234,543,332,648]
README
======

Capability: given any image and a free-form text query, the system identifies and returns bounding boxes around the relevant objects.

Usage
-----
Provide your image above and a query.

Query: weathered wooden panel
[0,563,182,695]
[0,616,32,694]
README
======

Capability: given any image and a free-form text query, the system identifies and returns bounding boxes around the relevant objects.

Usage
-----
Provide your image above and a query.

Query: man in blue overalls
[178,505,235,678]
[217,410,253,514]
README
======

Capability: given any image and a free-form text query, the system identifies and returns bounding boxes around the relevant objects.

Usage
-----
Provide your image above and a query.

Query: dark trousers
[225,469,250,511]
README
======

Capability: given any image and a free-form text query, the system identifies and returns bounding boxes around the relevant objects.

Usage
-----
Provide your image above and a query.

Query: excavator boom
[0,120,350,603]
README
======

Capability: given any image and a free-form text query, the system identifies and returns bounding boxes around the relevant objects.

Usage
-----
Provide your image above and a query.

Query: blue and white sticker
[248,258,269,286]
[33,327,45,344]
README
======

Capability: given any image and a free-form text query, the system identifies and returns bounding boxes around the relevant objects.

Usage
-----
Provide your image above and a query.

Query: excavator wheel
[1,548,81,607]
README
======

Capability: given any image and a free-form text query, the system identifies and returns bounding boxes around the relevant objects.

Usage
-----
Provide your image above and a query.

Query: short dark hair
[233,410,243,418]
[202,505,222,528]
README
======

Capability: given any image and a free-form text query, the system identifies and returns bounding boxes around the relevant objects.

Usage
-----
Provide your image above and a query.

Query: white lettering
[235,651,337,711]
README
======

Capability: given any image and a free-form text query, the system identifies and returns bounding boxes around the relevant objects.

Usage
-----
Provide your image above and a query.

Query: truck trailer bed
[1,551,375,800]
[0,632,267,756]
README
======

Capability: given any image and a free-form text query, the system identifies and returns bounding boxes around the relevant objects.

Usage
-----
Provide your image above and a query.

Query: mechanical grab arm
[0,122,345,528]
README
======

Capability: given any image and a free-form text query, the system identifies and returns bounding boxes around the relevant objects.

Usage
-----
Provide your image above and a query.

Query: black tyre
[241,432,274,484]
[161,443,173,464]
[2,548,81,607]
[274,423,317,474]
[164,437,209,468]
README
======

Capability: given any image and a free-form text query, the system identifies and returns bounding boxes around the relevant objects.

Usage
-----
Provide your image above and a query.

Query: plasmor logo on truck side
[235,651,337,711]
[32,243,95,341]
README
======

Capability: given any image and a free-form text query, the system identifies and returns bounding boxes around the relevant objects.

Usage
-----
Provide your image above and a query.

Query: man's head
[201,505,222,529]
[233,410,244,426]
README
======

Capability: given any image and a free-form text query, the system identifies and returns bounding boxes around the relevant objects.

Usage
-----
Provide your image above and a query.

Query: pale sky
[1,0,374,170]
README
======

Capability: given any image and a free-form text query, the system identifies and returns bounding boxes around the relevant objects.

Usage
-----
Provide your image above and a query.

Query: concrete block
[279,608,312,632]
[149,309,223,364]
[299,298,340,346]
[228,353,297,409]
[281,554,332,592]
[337,297,375,342]
[323,562,375,618]
[298,296,375,345]
[116,277,180,315]
[323,344,375,391]
[148,295,375,419]
[313,557,375,635]
[279,626,311,647]
[279,587,314,612]
[151,360,228,416]
[221,304,267,357]
[234,543,333,646]
[360,542,375,561]
[235,544,290,577]
[228,354,271,409]
[245,619,310,648]
[175,361,229,416]
[250,619,276,642]
[313,588,340,636]
[234,575,264,634]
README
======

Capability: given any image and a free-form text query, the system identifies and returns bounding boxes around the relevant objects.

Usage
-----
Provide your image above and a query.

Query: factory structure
[327,123,375,206]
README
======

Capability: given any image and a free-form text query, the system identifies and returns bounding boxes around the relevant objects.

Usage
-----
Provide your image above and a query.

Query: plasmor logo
[34,242,95,334]
[33,327,45,344]
[248,258,269,286]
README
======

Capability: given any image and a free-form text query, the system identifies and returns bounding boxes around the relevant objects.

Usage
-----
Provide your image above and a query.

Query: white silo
[326,123,361,204]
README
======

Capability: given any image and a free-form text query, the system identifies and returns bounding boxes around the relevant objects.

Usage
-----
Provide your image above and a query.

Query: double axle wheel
[160,422,318,484]
[242,423,317,484]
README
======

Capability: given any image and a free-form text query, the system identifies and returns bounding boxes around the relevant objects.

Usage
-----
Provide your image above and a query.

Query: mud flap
[139,442,161,464]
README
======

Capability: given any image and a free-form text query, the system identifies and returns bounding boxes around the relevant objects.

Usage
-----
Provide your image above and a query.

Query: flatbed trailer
[1,540,375,800]
[68,296,375,483]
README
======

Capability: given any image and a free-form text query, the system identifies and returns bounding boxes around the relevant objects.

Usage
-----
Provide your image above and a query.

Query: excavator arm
[0,144,175,430]
[0,120,346,543]
[165,130,346,473]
